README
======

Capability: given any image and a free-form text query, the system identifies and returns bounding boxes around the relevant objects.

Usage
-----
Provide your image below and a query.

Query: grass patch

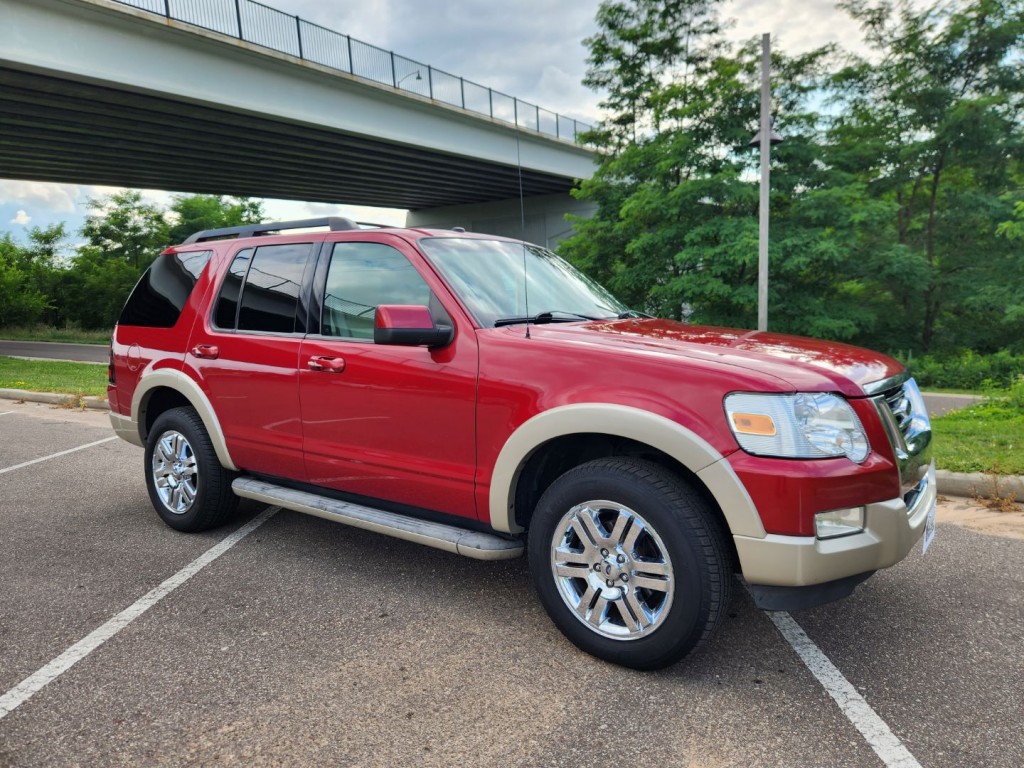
[932,398,1024,475]
[0,356,107,397]
[0,325,110,345]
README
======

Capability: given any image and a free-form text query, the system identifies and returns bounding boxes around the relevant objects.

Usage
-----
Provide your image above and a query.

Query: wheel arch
[132,369,237,471]
[489,404,765,540]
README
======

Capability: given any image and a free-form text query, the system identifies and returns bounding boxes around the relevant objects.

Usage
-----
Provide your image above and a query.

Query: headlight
[724,392,870,463]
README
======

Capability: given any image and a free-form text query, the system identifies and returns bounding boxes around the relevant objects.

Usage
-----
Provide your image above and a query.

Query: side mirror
[374,305,454,348]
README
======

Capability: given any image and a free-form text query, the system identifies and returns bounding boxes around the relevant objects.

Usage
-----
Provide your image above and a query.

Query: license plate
[922,498,937,554]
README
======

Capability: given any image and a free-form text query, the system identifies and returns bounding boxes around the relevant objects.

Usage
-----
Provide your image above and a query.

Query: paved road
[0,339,107,364]
[921,392,983,417]
[1,401,1021,767]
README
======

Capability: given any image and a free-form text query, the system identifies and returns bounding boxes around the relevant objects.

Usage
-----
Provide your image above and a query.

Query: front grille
[882,385,914,439]
[872,376,933,503]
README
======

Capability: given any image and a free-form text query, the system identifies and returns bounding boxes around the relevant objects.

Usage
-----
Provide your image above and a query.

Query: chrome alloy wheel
[550,501,674,640]
[151,430,198,515]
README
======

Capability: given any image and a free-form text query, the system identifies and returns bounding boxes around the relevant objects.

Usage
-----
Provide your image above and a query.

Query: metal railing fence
[111,0,591,142]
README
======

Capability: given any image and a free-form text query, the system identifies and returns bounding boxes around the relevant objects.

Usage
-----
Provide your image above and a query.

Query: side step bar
[232,478,524,561]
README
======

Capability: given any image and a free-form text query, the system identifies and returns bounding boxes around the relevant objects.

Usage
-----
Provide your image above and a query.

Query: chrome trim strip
[862,371,910,396]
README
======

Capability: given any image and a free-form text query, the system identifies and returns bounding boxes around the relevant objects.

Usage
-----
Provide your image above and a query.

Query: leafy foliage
[906,349,1024,390]
[561,0,1024,358]
[0,193,263,330]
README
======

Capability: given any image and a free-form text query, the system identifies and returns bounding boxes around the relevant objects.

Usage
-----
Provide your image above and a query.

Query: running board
[232,478,523,561]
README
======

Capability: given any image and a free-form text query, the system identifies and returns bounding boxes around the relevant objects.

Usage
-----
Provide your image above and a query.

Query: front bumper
[735,461,936,588]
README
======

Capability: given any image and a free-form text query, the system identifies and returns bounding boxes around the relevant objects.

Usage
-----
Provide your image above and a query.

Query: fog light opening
[815,506,865,539]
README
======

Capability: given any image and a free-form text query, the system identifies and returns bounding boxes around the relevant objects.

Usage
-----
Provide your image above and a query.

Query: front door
[298,237,478,520]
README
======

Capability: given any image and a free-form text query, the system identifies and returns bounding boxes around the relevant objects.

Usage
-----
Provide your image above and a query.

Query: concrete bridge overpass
[0,0,597,245]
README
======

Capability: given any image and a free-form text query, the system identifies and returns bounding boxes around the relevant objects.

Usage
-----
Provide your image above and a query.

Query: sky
[0,0,873,244]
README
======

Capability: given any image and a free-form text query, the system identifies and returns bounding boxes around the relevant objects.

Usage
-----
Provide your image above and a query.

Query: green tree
[20,224,73,326]
[63,192,267,329]
[828,0,1024,352]
[996,200,1024,242]
[165,194,263,245]
[0,234,48,326]
[63,244,140,330]
[563,2,876,339]
[81,190,168,271]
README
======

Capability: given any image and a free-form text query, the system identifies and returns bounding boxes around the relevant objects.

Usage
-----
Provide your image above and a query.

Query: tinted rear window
[118,250,212,328]
[236,244,311,334]
[213,249,254,330]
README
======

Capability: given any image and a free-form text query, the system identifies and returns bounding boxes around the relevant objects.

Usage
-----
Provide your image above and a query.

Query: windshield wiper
[494,310,607,327]
[616,309,654,319]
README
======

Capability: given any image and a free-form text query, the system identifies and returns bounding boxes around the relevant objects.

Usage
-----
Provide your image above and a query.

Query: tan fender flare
[132,369,237,471]
[487,403,765,539]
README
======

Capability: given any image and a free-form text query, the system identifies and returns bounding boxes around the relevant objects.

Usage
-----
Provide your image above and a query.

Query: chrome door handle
[191,344,219,359]
[307,356,345,372]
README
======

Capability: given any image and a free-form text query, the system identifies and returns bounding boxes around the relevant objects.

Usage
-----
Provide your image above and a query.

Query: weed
[971,466,1022,513]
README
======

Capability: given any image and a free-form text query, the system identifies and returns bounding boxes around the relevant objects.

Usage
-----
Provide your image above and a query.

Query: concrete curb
[1,389,1020,500]
[0,388,109,411]
[935,469,1024,501]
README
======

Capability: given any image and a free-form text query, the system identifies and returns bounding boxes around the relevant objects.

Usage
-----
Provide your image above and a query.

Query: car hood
[522,319,904,397]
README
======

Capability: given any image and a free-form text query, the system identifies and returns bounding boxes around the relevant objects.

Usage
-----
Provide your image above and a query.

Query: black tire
[144,406,237,532]
[527,457,732,670]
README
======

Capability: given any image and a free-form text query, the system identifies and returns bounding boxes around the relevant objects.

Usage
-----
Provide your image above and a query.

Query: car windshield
[418,237,629,328]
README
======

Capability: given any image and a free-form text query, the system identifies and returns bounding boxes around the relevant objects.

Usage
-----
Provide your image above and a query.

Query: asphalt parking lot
[1,401,1021,767]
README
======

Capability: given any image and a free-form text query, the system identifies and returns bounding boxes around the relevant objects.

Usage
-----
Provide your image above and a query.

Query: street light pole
[757,33,771,332]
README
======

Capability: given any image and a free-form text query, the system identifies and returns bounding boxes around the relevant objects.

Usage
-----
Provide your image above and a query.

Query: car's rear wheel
[527,457,731,670]
[145,407,237,532]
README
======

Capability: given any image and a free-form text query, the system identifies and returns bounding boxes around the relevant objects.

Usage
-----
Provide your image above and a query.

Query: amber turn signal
[729,412,777,436]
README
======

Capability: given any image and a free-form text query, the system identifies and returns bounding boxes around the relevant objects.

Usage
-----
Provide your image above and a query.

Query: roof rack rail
[182,216,358,244]
[354,221,397,229]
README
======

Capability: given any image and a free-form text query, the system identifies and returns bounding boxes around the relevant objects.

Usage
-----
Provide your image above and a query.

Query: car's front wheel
[527,457,731,670]
[144,407,237,532]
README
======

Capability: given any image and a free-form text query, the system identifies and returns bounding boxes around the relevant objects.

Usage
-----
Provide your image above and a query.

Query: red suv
[108,217,936,669]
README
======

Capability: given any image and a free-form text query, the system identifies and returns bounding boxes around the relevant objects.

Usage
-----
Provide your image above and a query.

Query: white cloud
[726,0,875,58]
[262,199,407,226]
[0,181,81,214]
[10,209,31,226]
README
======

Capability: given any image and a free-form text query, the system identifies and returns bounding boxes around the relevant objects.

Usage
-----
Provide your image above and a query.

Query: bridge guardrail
[112,0,592,143]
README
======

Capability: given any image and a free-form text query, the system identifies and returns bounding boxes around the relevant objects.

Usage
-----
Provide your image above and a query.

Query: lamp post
[749,33,782,333]
[397,70,422,89]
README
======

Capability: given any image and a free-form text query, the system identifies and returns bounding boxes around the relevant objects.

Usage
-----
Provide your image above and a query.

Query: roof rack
[353,221,396,229]
[182,216,358,244]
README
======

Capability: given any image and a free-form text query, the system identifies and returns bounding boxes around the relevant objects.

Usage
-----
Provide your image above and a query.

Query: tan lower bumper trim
[736,465,936,587]
[108,412,142,448]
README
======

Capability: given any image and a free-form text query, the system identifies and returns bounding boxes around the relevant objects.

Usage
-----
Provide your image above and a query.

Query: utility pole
[757,33,771,332]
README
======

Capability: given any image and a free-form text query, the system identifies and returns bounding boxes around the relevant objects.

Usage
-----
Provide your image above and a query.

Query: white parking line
[0,506,280,721]
[0,411,14,417]
[0,437,118,475]
[768,610,922,768]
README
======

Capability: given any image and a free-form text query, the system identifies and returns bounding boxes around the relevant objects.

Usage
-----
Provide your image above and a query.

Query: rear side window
[118,250,212,328]
[213,244,311,334]
[213,249,253,329]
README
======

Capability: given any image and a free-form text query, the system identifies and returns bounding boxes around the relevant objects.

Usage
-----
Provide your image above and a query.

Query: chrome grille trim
[870,376,933,498]
[862,371,910,397]
[882,386,914,439]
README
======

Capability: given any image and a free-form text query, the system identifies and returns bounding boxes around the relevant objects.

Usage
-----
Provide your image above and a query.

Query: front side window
[321,242,433,339]
[418,238,627,328]
[118,250,212,328]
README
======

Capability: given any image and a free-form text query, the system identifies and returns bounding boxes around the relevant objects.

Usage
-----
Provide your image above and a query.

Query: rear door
[188,239,317,481]
[298,235,479,520]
